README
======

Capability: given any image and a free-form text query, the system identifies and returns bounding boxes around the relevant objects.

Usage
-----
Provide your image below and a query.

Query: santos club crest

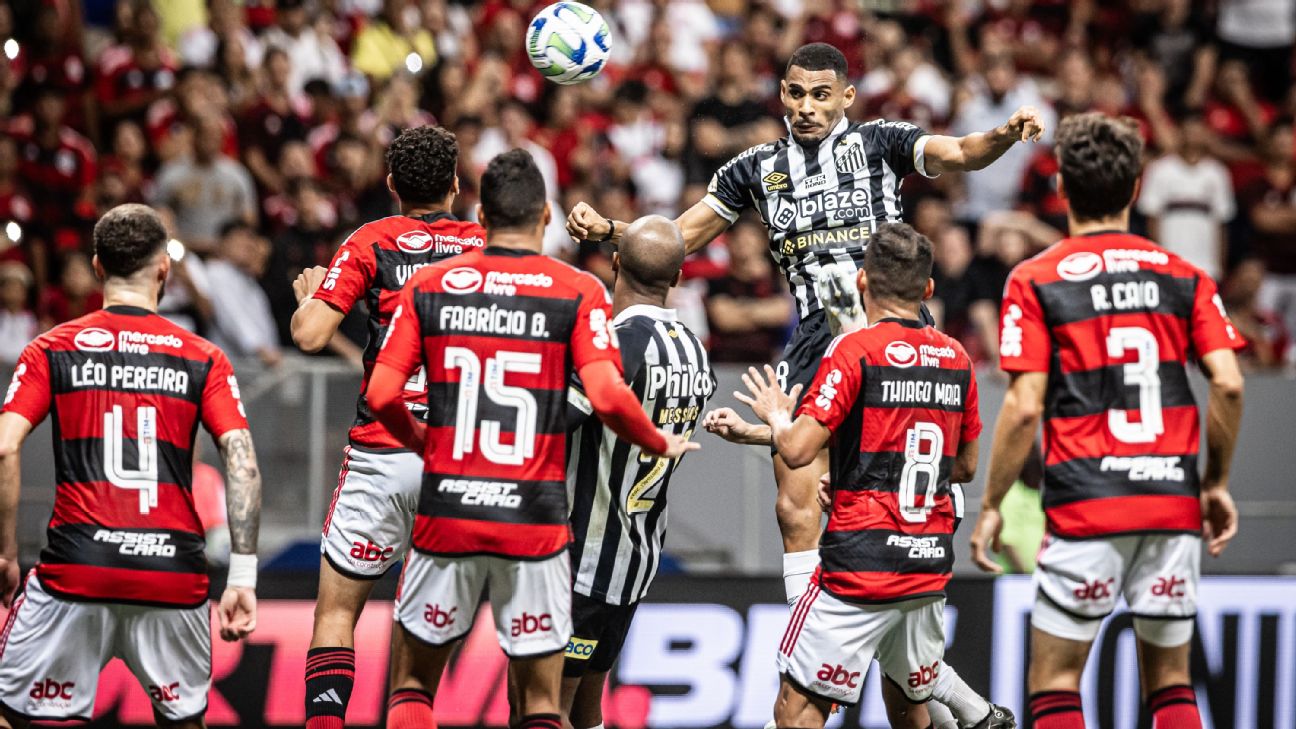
[835,139,866,175]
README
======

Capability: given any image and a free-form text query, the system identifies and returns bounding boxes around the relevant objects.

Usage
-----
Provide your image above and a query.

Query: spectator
[151,114,258,253]
[178,0,264,71]
[213,29,262,113]
[686,41,782,184]
[705,218,793,363]
[475,100,571,254]
[1132,0,1214,112]
[617,0,720,77]
[261,0,349,97]
[329,133,393,228]
[604,80,685,217]
[241,47,311,195]
[204,221,281,366]
[1223,258,1287,370]
[38,251,101,328]
[0,260,35,364]
[22,4,90,132]
[350,0,436,82]
[95,0,178,134]
[1240,119,1296,366]
[1138,112,1235,280]
[158,239,214,335]
[1216,0,1296,103]
[98,120,152,205]
[0,135,35,266]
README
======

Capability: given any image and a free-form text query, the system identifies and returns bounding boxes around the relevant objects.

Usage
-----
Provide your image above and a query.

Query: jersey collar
[412,210,456,225]
[785,115,850,147]
[613,304,678,326]
[874,316,924,329]
[104,305,153,317]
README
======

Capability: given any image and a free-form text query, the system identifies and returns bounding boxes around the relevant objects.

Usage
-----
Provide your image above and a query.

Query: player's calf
[306,558,381,728]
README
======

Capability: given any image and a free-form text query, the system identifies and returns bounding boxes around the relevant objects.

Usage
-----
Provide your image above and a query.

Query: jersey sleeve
[311,230,377,314]
[875,120,935,179]
[961,362,983,443]
[569,275,623,373]
[566,371,594,432]
[1190,272,1245,356]
[703,145,762,223]
[998,265,1051,372]
[200,350,250,438]
[373,283,424,379]
[796,334,862,432]
[1,342,51,426]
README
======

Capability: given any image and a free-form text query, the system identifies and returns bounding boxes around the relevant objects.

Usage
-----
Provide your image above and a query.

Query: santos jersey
[704,117,936,317]
[376,247,621,559]
[566,305,715,605]
[312,212,485,450]
[1000,232,1244,538]
[798,319,980,603]
[2,306,248,607]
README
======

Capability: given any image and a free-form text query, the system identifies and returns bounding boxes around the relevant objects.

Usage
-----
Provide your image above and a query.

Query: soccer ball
[526,2,611,86]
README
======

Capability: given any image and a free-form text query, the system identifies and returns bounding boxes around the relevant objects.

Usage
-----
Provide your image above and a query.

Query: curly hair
[1055,113,1144,222]
[385,126,458,205]
[93,204,167,278]
[863,222,933,302]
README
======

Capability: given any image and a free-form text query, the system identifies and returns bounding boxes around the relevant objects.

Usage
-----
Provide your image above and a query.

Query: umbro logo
[313,688,343,704]
[762,171,789,192]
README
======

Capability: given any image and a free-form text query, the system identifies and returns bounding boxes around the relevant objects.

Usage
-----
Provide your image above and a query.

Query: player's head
[385,125,460,209]
[781,43,855,144]
[613,215,685,303]
[1054,113,1144,224]
[858,223,933,315]
[92,203,170,289]
[478,149,550,245]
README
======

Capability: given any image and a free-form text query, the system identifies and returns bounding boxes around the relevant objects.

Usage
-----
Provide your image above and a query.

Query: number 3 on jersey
[444,347,540,465]
[1106,326,1164,443]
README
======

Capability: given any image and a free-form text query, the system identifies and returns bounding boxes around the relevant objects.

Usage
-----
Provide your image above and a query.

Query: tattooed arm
[217,428,261,555]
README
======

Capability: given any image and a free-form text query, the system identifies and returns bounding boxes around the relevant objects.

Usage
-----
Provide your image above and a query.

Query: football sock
[1148,685,1201,729]
[305,646,355,729]
[1029,691,1084,729]
[929,664,990,726]
[927,700,958,729]
[520,713,562,729]
[783,550,819,606]
[387,688,436,729]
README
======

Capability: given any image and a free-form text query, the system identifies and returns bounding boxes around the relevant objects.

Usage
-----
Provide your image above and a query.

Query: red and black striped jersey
[798,318,981,603]
[376,247,621,559]
[1,306,248,607]
[999,232,1245,538]
[311,212,486,450]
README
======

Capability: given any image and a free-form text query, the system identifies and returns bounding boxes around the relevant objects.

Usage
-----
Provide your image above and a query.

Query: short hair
[93,204,168,279]
[786,43,848,80]
[480,149,547,230]
[619,216,685,291]
[1055,113,1145,222]
[863,223,932,303]
[385,126,459,205]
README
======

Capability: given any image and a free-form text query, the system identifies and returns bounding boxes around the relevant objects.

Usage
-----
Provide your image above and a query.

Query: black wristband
[598,217,616,243]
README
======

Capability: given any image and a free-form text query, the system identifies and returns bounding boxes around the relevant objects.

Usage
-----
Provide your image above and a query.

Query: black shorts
[562,592,639,677]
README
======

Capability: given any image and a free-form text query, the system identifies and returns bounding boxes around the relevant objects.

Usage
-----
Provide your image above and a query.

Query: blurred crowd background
[1,0,1295,373]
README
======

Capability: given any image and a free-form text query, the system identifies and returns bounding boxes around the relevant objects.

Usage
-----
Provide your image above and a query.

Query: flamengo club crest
[835,138,866,175]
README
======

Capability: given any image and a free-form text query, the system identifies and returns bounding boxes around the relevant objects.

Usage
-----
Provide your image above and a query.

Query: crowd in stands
[1,0,1294,372]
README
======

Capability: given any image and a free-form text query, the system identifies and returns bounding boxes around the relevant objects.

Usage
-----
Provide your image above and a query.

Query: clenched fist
[293,266,329,304]
[566,201,612,242]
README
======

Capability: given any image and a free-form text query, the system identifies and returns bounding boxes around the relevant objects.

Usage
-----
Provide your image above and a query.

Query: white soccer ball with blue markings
[526,2,611,86]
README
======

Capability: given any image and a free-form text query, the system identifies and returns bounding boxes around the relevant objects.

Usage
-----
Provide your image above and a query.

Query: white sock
[782,549,819,606]
[928,700,959,729]
[931,665,990,727]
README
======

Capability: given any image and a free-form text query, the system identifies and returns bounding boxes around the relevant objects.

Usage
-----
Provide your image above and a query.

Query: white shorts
[776,584,945,705]
[0,575,210,722]
[395,551,572,658]
[321,446,423,579]
[1032,534,1201,646]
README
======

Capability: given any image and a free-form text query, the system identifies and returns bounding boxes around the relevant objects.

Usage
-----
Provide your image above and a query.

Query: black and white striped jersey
[566,305,715,605]
[703,116,936,317]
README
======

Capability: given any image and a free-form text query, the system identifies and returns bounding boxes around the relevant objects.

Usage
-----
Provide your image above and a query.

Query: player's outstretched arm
[217,428,262,641]
[291,266,348,353]
[702,407,773,446]
[0,413,33,607]
[921,106,1046,175]
[1200,348,1245,557]
[579,360,698,459]
[734,364,827,469]
[566,200,731,255]
[970,371,1046,574]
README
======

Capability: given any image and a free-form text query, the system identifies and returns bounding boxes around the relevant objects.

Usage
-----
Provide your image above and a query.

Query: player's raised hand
[1008,106,1045,143]
[660,431,700,459]
[218,586,258,642]
[0,555,19,608]
[969,508,1005,574]
[1202,488,1239,557]
[734,364,802,426]
[292,266,329,304]
[566,201,611,242]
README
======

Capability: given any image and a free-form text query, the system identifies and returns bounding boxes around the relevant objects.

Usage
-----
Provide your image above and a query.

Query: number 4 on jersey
[104,404,159,514]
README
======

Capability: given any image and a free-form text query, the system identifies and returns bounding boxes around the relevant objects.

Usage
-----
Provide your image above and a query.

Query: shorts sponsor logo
[74,327,115,352]
[148,682,181,702]
[350,540,394,563]
[424,603,458,628]
[93,529,176,557]
[565,636,598,660]
[443,267,483,295]
[1073,578,1115,601]
[816,663,860,688]
[886,534,946,559]
[511,612,553,637]
[907,660,940,689]
[1151,576,1187,598]
[762,171,789,192]
[30,678,74,701]
[396,230,435,253]
[885,341,918,368]
[1057,251,1104,281]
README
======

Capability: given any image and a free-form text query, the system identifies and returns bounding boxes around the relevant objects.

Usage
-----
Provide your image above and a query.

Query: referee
[562,216,715,729]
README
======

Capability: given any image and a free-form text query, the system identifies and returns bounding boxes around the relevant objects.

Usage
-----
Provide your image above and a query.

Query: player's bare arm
[702,407,773,446]
[921,106,1046,175]
[217,427,262,641]
[969,371,1047,574]
[1200,348,1245,557]
[0,413,33,607]
[951,437,981,485]
[566,199,731,255]
[290,265,347,353]
[734,364,829,469]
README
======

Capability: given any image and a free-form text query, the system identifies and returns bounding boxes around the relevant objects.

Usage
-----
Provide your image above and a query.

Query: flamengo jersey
[2,306,248,607]
[799,319,980,603]
[567,305,715,605]
[377,247,621,559]
[704,117,936,318]
[1000,232,1244,538]
[312,212,485,450]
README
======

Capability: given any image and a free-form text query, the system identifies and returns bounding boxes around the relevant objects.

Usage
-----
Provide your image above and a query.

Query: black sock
[305,646,356,727]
